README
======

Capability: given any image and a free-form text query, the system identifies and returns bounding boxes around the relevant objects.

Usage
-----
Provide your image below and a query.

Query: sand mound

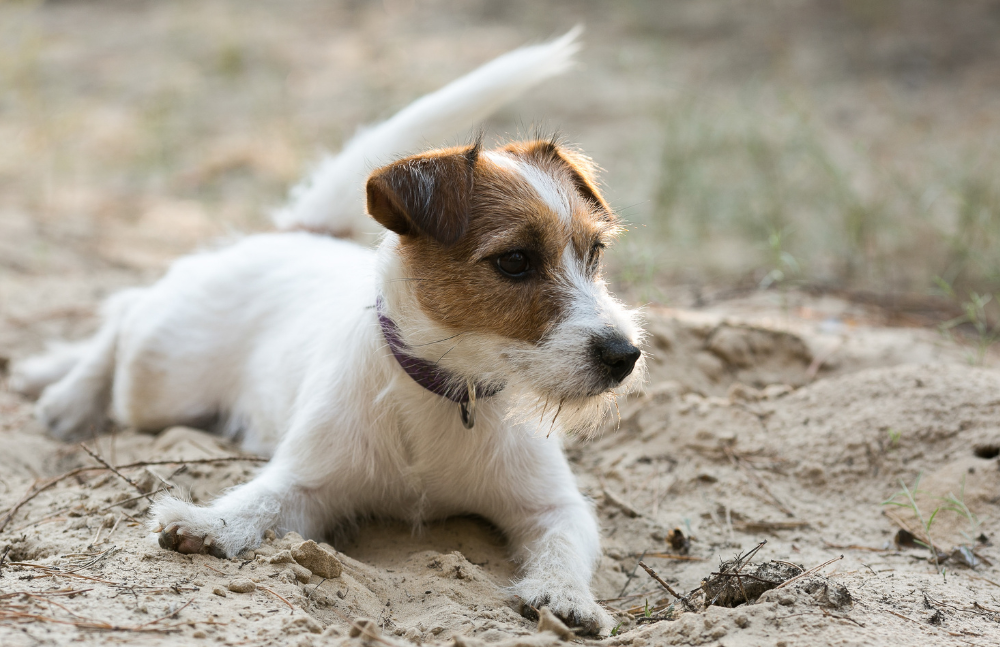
[1,309,999,647]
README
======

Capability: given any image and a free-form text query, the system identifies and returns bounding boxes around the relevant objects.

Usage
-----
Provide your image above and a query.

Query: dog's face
[367,139,644,433]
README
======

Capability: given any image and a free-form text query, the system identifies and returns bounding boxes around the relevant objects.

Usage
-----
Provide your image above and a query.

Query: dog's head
[368,138,645,435]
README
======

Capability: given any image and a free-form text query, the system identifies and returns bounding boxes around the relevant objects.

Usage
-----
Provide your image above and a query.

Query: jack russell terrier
[11,28,645,634]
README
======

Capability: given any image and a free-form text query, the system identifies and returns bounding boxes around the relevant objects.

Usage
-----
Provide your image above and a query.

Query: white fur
[10,31,648,635]
[15,231,631,632]
[273,27,581,240]
[485,151,573,223]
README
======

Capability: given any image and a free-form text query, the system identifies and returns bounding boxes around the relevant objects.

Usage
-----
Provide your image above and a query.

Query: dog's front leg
[151,461,308,558]
[485,445,609,636]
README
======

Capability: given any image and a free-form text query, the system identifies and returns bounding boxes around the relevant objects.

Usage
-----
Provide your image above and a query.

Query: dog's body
[11,31,644,634]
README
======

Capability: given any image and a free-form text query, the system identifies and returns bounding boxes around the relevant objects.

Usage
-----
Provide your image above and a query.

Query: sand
[2,3,1000,644]
[2,292,1000,647]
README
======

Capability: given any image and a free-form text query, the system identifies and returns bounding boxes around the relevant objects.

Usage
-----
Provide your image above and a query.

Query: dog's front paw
[158,521,228,558]
[150,497,256,559]
[514,577,611,636]
[35,380,106,441]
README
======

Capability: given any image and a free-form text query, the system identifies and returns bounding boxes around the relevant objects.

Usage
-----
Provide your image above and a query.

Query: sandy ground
[3,2,1000,645]
[2,273,1000,646]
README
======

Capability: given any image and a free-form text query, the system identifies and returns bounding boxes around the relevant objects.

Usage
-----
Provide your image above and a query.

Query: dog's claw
[158,522,226,557]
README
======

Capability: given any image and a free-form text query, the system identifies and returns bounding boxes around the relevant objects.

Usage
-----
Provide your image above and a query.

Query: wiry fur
[10,33,645,636]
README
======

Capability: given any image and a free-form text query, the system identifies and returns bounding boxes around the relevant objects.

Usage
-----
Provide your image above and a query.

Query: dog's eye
[495,251,532,278]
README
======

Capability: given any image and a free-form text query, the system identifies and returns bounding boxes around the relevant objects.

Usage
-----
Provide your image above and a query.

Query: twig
[0,469,90,533]
[617,550,647,598]
[307,577,328,600]
[0,588,92,600]
[65,546,118,574]
[80,444,144,496]
[0,610,179,632]
[11,506,75,532]
[638,561,684,600]
[136,598,194,629]
[640,552,705,561]
[258,585,295,614]
[103,514,123,544]
[822,540,891,553]
[0,456,264,535]
[967,574,1000,589]
[773,555,843,590]
[89,523,104,547]
[708,571,782,585]
[8,562,120,584]
[98,486,173,513]
[603,487,641,518]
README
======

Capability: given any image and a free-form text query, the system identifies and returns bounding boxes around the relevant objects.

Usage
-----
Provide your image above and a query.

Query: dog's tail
[272,26,581,239]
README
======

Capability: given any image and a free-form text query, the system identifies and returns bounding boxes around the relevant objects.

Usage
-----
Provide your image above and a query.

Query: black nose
[595,336,641,383]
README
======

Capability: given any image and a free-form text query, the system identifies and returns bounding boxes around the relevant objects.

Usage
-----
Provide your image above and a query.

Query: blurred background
[2,0,999,336]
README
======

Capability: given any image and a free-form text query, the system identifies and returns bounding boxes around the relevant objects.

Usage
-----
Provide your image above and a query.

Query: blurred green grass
[1,0,998,327]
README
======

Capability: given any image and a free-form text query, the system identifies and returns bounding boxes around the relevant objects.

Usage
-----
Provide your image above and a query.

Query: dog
[11,29,645,635]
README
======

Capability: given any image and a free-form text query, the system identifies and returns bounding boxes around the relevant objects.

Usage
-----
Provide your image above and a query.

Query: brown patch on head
[367,139,620,344]
[503,139,613,217]
[502,139,619,264]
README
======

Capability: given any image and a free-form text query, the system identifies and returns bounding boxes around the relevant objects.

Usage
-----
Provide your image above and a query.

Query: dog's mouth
[497,347,645,438]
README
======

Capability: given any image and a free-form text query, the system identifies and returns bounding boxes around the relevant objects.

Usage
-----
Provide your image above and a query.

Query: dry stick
[0,456,265,534]
[708,571,781,585]
[8,562,118,583]
[0,610,177,632]
[80,444,144,496]
[29,594,92,621]
[6,561,196,593]
[64,546,118,574]
[0,588,93,600]
[98,486,172,513]
[135,598,194,629]
[773,555,844,591]
[617,550,647,598]
[0,469,90,533]
[603,487,641,518]
[883,609,969,639]
[12,506,75,532]
[821,540,890,553]
[307,577,328,600]
[638,561,684,600]
[967,574,1000,589]
[258,585,295,614]
[103,514,123,544]
[641,553,705,561]
[89,524,103,547]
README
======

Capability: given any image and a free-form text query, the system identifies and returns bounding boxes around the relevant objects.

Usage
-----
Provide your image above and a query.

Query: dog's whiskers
[410,332,468,348]
[546,398,565,438]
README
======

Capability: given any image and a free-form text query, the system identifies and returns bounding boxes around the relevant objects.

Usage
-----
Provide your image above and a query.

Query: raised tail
[272,26,581,239]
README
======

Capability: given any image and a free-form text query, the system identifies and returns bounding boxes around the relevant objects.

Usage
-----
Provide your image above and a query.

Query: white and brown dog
[11,30,644,634]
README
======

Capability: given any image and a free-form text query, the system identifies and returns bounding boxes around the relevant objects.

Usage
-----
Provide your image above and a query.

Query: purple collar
[376,297,502,405]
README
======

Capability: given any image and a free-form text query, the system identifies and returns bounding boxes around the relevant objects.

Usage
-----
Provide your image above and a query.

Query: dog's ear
[519,140,613,218]
[366,143,479,247]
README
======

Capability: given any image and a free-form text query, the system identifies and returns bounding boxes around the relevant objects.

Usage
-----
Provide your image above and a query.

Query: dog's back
[10,30,581,445]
